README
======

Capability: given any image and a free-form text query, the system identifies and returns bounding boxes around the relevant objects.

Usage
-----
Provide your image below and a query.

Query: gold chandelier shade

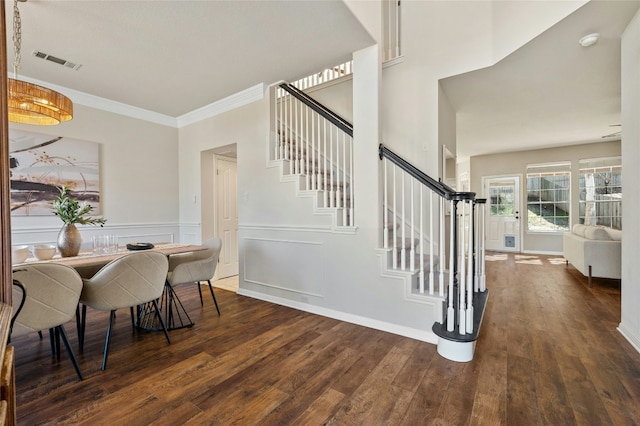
[8,78,74,125]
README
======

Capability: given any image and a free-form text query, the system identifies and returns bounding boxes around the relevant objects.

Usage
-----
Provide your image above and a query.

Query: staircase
[268,79,488,362]
[379,145,488,362]
[270,82,354,228]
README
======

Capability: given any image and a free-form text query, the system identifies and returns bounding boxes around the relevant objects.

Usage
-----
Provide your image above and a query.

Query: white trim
[243,278,324,299]
[437,337,476,362]
[237,287,438,344]
[18,76,265,129]
[521,250,564,256]
[618,323,640,354]
[382,55,404,69]
[239,223,357,235]
[177,84,265,127]
[18,76,178,127]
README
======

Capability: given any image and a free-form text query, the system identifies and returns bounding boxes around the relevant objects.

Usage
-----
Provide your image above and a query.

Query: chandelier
[8,0,73,125]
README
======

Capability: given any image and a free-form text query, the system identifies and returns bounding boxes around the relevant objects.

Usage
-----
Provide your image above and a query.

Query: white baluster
[466,200,474,334]
[316,115,321,191]
[311,106,316,190]
[336,127,342,209]
[384,159,389,248]
[287,94,293,175]
[419,185,425,293]
[294,99,300,175]
[393,165,398,270]
[323,119,328,204]
[401,172,406,270]
[304,107,313,190]
[459,200,466,335]
[329,126,335,208]
[410,179,415,271]
[439,196,445,297]
[428,191,434,295]
[273,87,277,160]
[349,135,354,226]
[342,132,348,226]
[474,202,480,292]
[480,202,486,292]
[447,200,455,331]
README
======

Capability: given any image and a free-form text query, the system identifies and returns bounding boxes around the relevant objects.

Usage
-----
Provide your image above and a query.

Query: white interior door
[216,157,238,278]
[484,176,521,252]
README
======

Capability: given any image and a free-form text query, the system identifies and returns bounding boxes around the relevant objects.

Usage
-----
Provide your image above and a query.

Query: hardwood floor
[11,253,640,425]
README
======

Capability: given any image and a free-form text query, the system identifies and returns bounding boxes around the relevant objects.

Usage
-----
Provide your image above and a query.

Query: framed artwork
[9,130,100,216]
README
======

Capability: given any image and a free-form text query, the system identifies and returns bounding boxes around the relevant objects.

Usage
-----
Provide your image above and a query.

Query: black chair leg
[75,304,81,348]
[152,299,171,345]
[53,328,62,360]
[197,281,204,306]
[48,328,56,359]
[130,306,136,329]
[101,310,116,371]
[206,280,220,315]
[57,325,83,381]
[80,304,87,352]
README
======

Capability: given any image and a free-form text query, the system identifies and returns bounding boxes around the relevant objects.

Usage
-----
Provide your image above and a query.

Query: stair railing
[272,82,354,227]
[379,144,488,341]
[289,61,353,91]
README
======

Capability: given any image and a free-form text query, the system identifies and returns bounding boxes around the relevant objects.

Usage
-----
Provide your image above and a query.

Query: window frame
[525,162,571,234]
[578,157,622,230]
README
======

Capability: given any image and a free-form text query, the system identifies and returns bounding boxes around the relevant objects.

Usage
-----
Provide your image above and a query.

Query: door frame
[482,174,523,253]
[213,154,238,279]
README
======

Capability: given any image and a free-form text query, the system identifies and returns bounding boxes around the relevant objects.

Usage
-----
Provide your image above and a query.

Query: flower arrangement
[51,186,106,226]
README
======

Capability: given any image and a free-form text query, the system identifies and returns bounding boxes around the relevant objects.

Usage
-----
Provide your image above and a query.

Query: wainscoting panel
[243,237,325,298]
[11,223,181,250]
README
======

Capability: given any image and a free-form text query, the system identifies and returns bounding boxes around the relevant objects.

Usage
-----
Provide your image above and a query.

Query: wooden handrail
[279,83,353,137]
[378,144,475,201]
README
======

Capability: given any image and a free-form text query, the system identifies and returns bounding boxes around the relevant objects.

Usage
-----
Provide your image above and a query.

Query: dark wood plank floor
[11,253,640,425]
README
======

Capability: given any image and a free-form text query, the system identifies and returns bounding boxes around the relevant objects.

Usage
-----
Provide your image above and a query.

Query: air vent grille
[32,50,82,71]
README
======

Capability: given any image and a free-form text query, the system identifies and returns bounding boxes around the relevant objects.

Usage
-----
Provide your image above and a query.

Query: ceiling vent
[32,50,82,71]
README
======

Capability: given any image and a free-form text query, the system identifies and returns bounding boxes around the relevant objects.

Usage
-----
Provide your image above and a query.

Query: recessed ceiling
[5,0,374,118]
[440,0,640,160]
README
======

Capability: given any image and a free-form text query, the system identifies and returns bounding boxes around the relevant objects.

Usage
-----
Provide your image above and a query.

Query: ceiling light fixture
[8,0,73,125]
[579,33,600,48]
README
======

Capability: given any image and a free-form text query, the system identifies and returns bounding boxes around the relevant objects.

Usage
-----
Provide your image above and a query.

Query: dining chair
[11,264,84,381]
[79,251,170,371]
[167,237,222,315]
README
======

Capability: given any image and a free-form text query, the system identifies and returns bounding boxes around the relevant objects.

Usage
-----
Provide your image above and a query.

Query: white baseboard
[618,322,640,354]
[521,250,564,256]
[237,287,438,345]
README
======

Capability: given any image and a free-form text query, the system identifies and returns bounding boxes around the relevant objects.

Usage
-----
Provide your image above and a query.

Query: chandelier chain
[12,0,22,77]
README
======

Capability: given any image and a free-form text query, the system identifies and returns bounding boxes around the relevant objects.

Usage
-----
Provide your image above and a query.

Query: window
[579,157,621,230]
[489,183,514,216]
[526,163,570,232]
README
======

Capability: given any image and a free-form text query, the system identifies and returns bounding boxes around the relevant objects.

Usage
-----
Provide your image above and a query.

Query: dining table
[15,242,208,331]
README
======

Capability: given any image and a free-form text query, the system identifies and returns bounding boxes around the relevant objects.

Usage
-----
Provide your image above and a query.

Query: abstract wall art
[9,129,101,216]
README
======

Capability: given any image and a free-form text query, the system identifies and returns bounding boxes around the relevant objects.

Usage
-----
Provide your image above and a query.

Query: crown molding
[177,83,265,128]
[18,76,265,129]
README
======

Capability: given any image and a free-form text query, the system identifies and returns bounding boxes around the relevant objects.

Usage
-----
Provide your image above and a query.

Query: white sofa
[563,224,621,287]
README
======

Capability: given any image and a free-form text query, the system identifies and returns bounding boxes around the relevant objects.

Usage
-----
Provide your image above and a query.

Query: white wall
[491,1,587,62]
[620,8,640,352]
[470,141,621,254]
[10,103,179,248]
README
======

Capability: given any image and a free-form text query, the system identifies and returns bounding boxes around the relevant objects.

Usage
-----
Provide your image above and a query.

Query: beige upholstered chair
[167,237,222,315]
[11,264,84,381]
[79,251,170,371]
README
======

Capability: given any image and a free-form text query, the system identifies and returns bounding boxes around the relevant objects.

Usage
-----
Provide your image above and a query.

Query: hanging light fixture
[8,0,73,125]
